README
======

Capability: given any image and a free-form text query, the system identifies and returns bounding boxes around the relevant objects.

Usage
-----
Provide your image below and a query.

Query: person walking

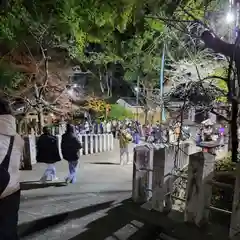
[119,127,132,165]
[61,124,82,183]
[0,98,24,240]
[36,126,61,182]
[133,122,140,144]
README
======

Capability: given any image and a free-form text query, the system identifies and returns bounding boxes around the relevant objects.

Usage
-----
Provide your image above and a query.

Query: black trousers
[0,190,20,240]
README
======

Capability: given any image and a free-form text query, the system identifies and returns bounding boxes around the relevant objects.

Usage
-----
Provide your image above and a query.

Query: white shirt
[0,115,24,199]
[106,122,111,133]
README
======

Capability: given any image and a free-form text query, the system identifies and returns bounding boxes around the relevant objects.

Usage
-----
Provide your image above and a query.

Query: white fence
[23,133,114,168]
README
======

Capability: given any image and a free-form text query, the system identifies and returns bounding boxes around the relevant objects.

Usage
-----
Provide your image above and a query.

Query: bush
[107,104,134,120]
[211,154,236,224]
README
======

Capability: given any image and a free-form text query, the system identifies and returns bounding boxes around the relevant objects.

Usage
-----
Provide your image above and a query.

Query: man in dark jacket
[61,124,82,184]
[37,126,61,182]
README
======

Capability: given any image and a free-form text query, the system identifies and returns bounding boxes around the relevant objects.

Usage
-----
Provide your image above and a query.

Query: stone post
[89,134,94,154]
[184,151,215,226]
[230,162,240,239]
[83,135,88,155]
[132,145,152,203]
[103,134,107,151]
[56,135,63,159]
[151,147,166,212]
[99,134,103,152]
[106,134,110,151]
[79,135,83,156]
[23,135,37,169]
[94,134,98,153]
[110,133,114,150]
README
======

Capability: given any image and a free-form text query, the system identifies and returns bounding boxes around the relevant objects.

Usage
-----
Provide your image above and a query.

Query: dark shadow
[68,200,134,240]
[68,199,162,240]
[87,162,119,165]
[18,200,114,238]
[20,181,68,190]
[122,199,229,240]
[127,224,161,240]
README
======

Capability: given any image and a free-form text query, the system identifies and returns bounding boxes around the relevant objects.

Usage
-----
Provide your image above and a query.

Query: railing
[132,142,239,239]
[132,142,192,205]
[22,133,114,169]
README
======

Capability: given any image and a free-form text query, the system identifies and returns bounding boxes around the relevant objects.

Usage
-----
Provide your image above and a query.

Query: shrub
[211,153,236,224]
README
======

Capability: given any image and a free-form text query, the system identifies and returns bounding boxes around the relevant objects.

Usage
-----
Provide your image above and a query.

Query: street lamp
[226,11,234,23]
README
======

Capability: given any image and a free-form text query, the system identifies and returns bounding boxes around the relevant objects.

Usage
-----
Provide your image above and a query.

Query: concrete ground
[18,140,228,240]
[19,147,160,240]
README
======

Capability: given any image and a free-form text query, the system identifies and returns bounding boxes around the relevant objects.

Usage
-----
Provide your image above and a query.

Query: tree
[108,104,134,120]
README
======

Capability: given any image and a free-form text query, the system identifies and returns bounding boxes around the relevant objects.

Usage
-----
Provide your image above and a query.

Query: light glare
[226,12,234,23]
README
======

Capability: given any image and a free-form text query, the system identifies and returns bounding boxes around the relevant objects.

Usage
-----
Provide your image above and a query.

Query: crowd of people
[196,120,227,146]
[71,119,191,144]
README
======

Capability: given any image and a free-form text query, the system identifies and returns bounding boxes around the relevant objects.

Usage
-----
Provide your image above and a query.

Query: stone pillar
[103,134,107,151]
[230,162,240,239]
[106,134,110,151]
[191,108,195,122]
[94,134,98,153]
[110,133,114,150]
[83,135,88,155]
[151,147,166,212]
[56,135,63,159]
[23,135,37,169]
[79,135,83,156]
[89,134,94,154]
[99,134,103,152]
[132,145,152,203]
[184,151,215,226]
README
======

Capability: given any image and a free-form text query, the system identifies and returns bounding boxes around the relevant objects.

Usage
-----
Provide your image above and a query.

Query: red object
[203,148,208,152]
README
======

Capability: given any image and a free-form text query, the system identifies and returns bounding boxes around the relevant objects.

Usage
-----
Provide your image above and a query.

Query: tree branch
[201,31,240,62]
[210,108,230,122]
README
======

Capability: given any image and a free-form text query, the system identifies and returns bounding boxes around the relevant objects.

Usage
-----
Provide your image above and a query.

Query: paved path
[18,141,228,240]
[19,148,140,239]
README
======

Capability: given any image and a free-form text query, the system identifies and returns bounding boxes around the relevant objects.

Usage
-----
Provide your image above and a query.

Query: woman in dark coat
[61,124,82,184]
[36,126,61,182]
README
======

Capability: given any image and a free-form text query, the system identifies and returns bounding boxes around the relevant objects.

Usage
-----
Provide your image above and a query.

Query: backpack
[0,136,14,196]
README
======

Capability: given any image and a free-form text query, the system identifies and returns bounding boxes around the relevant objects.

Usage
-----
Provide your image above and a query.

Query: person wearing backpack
[36,126,61,182]
[61,124,82,184]
[0,98,24,240]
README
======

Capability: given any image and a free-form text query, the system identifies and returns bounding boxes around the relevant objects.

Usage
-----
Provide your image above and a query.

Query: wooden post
[230,162,240,239]
[184,151,215,226]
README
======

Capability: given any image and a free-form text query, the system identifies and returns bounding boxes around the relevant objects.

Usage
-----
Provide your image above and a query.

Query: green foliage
[0,64,24,88]
[0,0,222,94]
[108,104,134,120]
[212,154,235,216]
[121,19,164,87]
[211,67,228,103]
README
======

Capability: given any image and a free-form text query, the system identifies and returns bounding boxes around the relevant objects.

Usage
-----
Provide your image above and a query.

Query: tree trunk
[37,107,44,135]
[144,108,148,124]
[231,99,238,162]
